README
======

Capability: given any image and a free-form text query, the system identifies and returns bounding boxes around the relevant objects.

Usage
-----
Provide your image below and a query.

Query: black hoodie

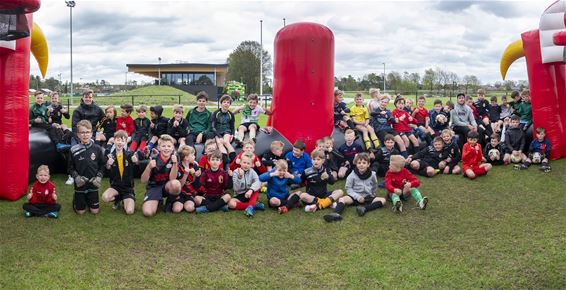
[504,126,525,153]
[71,99,104,132]
[150,105,170,137]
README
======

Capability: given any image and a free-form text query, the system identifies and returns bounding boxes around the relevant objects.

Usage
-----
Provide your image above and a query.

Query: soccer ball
[531,152,542,164]
[436,114,447,124]
[510,153,522,163]
[488,149,500,160]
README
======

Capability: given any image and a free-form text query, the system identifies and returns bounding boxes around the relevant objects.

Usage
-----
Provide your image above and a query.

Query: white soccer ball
[532,152,542,164]
[436,114,447,124]
[510,153,522,164]
[488,149,500,160]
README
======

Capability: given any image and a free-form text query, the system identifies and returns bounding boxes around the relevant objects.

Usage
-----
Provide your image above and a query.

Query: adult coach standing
[71,89,104,133]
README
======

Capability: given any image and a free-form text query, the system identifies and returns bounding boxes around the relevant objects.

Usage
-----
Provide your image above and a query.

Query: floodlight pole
[66,0,75,105]
[158,57,161,85]
[382,62,386,92]
[283,18,286,26]
[260,19,263,96]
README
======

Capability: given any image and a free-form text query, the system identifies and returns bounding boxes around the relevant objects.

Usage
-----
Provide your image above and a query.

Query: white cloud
[29,0,550,85]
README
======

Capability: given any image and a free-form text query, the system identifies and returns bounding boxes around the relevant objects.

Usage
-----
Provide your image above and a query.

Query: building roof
[127,63,228,78]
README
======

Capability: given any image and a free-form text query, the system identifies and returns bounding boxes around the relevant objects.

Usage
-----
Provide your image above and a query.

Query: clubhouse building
[126,63,228,99]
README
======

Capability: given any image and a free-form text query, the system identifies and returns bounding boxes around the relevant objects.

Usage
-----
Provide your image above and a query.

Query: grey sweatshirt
[232,168,261,195]
[345,170,378,200]
[451,103,477,127]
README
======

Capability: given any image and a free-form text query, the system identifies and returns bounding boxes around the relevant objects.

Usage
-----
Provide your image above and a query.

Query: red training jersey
[412,107,429,126]
[392,109,414,133]
[29,181,57,204]
[229,151,266,174]
[462,142,483,167]
[116,116,135,136]
[385,168,420,193]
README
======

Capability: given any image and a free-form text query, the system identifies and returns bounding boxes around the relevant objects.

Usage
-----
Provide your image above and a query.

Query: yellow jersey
[350,104,369,123]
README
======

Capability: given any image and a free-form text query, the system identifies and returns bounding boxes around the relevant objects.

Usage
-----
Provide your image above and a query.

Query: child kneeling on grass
[195,150,231,214]
[385,155,428,213]
[102,130,139,215]
[259,159,302,214]
[23,165,61,218]
[462,131,492,179]
[299,149,344,213]
[140,134,182,217]
[228,152,265,217]
[323,153,386,222]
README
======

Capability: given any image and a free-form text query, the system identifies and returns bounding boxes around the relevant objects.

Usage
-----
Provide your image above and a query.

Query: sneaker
[245,206,254,217]
[195,206,209,214]
[540,165,551,173]
[254,202,265,211]
[65,175,74,185]
[56,143,71,152]
[277,206,288,214]
[24,211,32,218]
[47,211,59,218]
[316,197,332,209]
[323,213,343,222]
[112,200,121,210]
[304,204,318,213]
[220,205,229,212]
[418,197,428,210]
[392,201,403,213]
[514,164,528,170]
[356,206,366,217]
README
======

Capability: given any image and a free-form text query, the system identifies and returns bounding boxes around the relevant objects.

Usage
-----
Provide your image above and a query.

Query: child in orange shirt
[462,131,492,179]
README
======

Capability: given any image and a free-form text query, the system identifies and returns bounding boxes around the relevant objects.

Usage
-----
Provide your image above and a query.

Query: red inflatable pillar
[270,22,334,153]
[0,0,40,200]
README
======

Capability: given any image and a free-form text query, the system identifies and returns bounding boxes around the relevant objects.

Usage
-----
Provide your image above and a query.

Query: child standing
[102,130,139,215]
[173,145,201,213]
[69,120,105,214]
[167,104,189,146]
[259,160,302,214]
[23,165,61,218]
[129,105,151,152]
[186,91,212,146]
[462,131,492,179]
[299,150,344,213]
[516,127,552,172]
[211,94,235,145]
[350,93,380,149]
[323,153,386,222]
[196,150,232,214]
[228,152,264,217]
[116,103,135,137]
[140,134,182,217]
[385,155,428,213]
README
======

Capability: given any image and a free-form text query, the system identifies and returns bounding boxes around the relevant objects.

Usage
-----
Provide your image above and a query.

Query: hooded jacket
[345,169,378,201]
[451,103,477,127]
[71,99,104,133]
[150,105,169,137]
[232,168,261,196]
[504,126,525,152]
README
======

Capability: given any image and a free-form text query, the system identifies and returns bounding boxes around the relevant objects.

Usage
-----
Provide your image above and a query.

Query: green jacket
[29,103,49,125]
[515,102,532,123]
[186,107,211,134]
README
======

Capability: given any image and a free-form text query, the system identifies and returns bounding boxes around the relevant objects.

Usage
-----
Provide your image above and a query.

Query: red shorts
[463,165,487,177]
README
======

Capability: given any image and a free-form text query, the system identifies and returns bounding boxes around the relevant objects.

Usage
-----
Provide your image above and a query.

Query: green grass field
[1,160,565,289]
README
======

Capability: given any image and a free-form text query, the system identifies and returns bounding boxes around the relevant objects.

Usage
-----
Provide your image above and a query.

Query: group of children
[24,88,552,222]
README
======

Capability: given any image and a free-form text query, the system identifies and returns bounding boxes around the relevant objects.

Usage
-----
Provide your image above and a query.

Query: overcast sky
[31,0,550,85]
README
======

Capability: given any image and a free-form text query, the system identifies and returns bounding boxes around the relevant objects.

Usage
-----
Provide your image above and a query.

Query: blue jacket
[285,151,312,175]
[259,169,301,200]
[530,139,551,157]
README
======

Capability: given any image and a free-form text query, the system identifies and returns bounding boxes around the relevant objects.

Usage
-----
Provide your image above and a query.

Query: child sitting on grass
[370,134,400,177]
[173,145,201,214]
[408,136,448,177]
[516,127,552,172]
[285,140,312,187]
[230,139,266,174]
[102,130,139,215]
[195,150,231,214]
[299,149,343,213]
[385,155,428,213]
[440,129,461,174]
[259,159,302,214]
[228,152,265,217]
[462,131,492,179]
[338,129,364,178]
[23,165,60,218]
[323,153,386,222]
[484,133,505,166]
[504,115,527,165]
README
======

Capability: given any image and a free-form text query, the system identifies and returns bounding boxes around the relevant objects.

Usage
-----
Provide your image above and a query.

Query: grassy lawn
[1,160,565,288]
